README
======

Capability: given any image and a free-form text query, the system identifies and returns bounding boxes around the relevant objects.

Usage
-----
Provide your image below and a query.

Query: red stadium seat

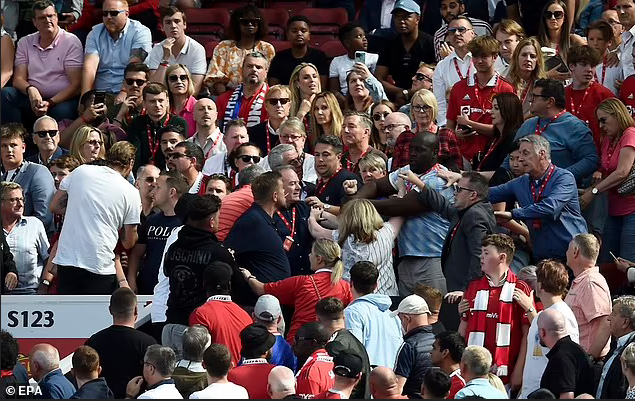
[190,35,220,47]
[320,40,347,58]
[205,41,220,59]
[269,40,292,53]
[299,7,348,35]
[184,8,230,41]
[207,1,250,11]
[266,1,311,14]
[261,8,289,41]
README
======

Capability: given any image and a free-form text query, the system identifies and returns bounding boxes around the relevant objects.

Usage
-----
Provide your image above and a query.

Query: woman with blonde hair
[310,91,343,146]
[307,199,402,296]
[241,238,351,344]
[507,38,547,116]
[290,63,321,122]
[70,126,105,164]
[249,84,292,155]
[622,342,635,398]
[580,98,635,263]
[165,64,197,138]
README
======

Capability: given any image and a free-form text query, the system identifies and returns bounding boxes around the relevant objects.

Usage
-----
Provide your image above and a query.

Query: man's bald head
[268,366,296,398]
[384,112,412,129]
[538,309,567,335]
[370,367,401,397]
[29,344,60,379]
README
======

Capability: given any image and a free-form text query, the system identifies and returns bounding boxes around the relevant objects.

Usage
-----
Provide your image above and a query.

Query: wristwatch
[41,279,50,287]
[323,204,331,210]
[402,89,409,99]
[591,187,599,195]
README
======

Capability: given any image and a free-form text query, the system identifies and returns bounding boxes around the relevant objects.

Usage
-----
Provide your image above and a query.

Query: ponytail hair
[312,238,344,286]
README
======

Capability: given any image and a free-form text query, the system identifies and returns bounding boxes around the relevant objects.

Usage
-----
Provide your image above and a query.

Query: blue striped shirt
[3,216,49,293]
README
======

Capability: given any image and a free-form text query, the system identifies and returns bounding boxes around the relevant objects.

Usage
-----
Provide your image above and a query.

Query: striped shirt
[434,16,493,62]
[3,216,49,293]
[333,223,398,296]
[389,165,455,258]
[216,185,254,242]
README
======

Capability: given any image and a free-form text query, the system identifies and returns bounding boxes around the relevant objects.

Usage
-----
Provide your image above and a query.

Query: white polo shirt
[433,51,473,126]
[147,35,207,75]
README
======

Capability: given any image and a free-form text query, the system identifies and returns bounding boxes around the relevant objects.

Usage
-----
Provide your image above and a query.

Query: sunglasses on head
[414,73,433,82]
[267,98,290,106]
[544,10,564,19]
[239,18,261,26]
[238,155,261,163]
[34,130,58,138]
[102,10,124,17]
[168,74,188,83]
[372,112,390,121]
[448,26,470,34]
[125,78,146,86]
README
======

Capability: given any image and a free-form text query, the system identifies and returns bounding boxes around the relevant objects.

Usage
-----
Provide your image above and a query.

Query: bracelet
[25,85,35,93]
[247,275,256,281]
[113,118,123,125]
[160,60,169,66]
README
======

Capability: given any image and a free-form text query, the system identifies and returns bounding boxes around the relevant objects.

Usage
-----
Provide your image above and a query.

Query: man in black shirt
[85,288,157,399]
[375,0,436,105]
[268,16,329,89]
[539,308,595,398]
[316,297,371,399]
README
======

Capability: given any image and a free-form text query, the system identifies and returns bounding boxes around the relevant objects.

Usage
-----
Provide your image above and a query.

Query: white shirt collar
[176,360,206,373]
[468,72,499,87]
[326,389,348,399]
[450,50,472,62]
[618,331,635,348]
[206,294,232,302]
[315,268,333,274]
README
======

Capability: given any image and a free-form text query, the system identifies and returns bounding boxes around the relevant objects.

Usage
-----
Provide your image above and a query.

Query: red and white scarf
[223,83,268,128]
[466,270,517,379]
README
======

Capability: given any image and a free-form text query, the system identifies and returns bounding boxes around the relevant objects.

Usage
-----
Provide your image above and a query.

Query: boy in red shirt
[457,234,533,388]
[227,323,276,399]
[619,45,635,117]
[294,322,335,398]
[565,45,614,150]
[431,330,467,398]
[314,351,363,399]
[447,35,515,162]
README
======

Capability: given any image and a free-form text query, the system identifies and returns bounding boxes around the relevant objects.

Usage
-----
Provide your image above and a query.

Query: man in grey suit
[1,123,56,235]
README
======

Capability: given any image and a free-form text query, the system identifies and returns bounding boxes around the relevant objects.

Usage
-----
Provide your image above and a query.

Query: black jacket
[71,378,113,399]
[598,332,635,399]
[164,225,253,325]
[1,230,17,294]
[248,121,280,156]
[394,325,435,399]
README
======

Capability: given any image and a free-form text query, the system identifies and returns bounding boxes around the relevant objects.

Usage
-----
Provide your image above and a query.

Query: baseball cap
[203,262,232,291]
[390,294,431,317]
[254,294,282,323]
[392,0,421,15]
[240,323,276,358]
[333,351,363,379]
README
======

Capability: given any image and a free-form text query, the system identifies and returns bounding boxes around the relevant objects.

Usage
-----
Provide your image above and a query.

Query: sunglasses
[144,177,157,183]
[34,130,58,138]
[267,98,290,106]
[125,78,146,86]
[414,73,433,83]
[167,152,187,159]
[412,104,432,112]
[529,93,550,102]
[544,10,564,19]
[373,112,390,121]
[102,10,124,17]
[86,140,103,146]
[238,155,261,163]
[456,185,476,193]
[448,26,471,35]
[239,18,261,26]
[385,123,407,131]
[168,74,188,83]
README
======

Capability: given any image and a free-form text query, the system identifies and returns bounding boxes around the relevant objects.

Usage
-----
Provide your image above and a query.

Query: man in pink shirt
[564,234,612,375]
[1,0,83,123]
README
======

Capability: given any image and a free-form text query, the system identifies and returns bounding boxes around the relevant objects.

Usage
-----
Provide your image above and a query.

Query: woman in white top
[307,198,403,296]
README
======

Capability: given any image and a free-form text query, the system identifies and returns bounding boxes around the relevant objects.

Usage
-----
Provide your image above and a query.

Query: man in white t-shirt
[51,141,141,295]
[517,260,579,399]
[190,343,248,399]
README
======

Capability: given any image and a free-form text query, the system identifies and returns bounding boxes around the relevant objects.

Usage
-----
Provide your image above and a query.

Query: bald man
[369,367,408,399]
[29,344,76,399]
[538,309,595,399]
[267,366,298,399]
[188,98,226,158]
[384,112,412,150]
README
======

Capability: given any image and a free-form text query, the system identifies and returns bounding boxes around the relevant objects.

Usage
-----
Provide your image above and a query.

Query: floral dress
[206,40,275,90]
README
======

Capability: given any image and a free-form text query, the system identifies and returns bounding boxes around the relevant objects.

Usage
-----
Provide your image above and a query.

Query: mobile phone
[93,91,106,105]
[354,51,366,64]
[609,251,619,261]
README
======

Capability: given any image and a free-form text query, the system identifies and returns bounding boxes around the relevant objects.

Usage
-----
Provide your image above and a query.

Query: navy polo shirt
[225,203,291,282]
[273,201,312,276]
[316,169,362,207]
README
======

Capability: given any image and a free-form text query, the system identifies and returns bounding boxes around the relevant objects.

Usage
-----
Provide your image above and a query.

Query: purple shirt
[14,29,83,99]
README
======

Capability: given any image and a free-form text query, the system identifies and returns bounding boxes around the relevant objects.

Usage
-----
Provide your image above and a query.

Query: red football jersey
[565,82,614,152]
[447,370,466,399]
[227,359,275,399]
[314,389,346,399]
[296,350,335,398]
[619,75,635,118]
[447,73,515,161]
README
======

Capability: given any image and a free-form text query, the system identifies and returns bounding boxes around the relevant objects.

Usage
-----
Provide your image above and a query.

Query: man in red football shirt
[565,45,615,150]
[314,351,363,399]
[457,234,533,391]
[227,323,276,399]
[189,261,253,367]
[446,35,515,163]
[431,331,467,398]
[294,322,335,398]
[619,44,635,117]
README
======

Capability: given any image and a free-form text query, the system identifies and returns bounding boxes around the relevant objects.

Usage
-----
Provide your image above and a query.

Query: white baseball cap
[390,294,431,317]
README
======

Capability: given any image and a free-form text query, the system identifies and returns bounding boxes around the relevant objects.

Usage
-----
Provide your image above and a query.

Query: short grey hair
[33,115,58,132]
[461,345,492,377]
[268,144,296,170]
[279,117,306,136]
[519,134,551,160]
[181,325,211,362]
[243,50,269,69]
[30,346,59,373]
[518,265,538,292]
[344,110,373,131]
[614,296,635,331]
[144,345,177,378]
[136,164,160,179]
[238,164,265,187]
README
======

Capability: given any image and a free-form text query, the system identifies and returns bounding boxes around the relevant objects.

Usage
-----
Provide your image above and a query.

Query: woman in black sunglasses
[227,142,262,188]
[204,5,275,95]
[165,64,196,138]
[369,100,396,157]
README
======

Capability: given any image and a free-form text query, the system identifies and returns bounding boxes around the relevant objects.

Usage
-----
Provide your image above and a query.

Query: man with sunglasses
[1,0,84,125]
[81,0,152,98]
[26,116,68,167]
[202,119,249,177]
[147,6,206,95]
[398,64,434,124]
[110,62,150,131]
[433,0,492,62]
[167,142,205,194]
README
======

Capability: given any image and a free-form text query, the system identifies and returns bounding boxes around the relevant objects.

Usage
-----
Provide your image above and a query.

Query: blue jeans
[1,86,78,124]
[600,213,635,262]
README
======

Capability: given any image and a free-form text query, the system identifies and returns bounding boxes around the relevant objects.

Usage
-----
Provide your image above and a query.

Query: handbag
[618,165,635,196]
